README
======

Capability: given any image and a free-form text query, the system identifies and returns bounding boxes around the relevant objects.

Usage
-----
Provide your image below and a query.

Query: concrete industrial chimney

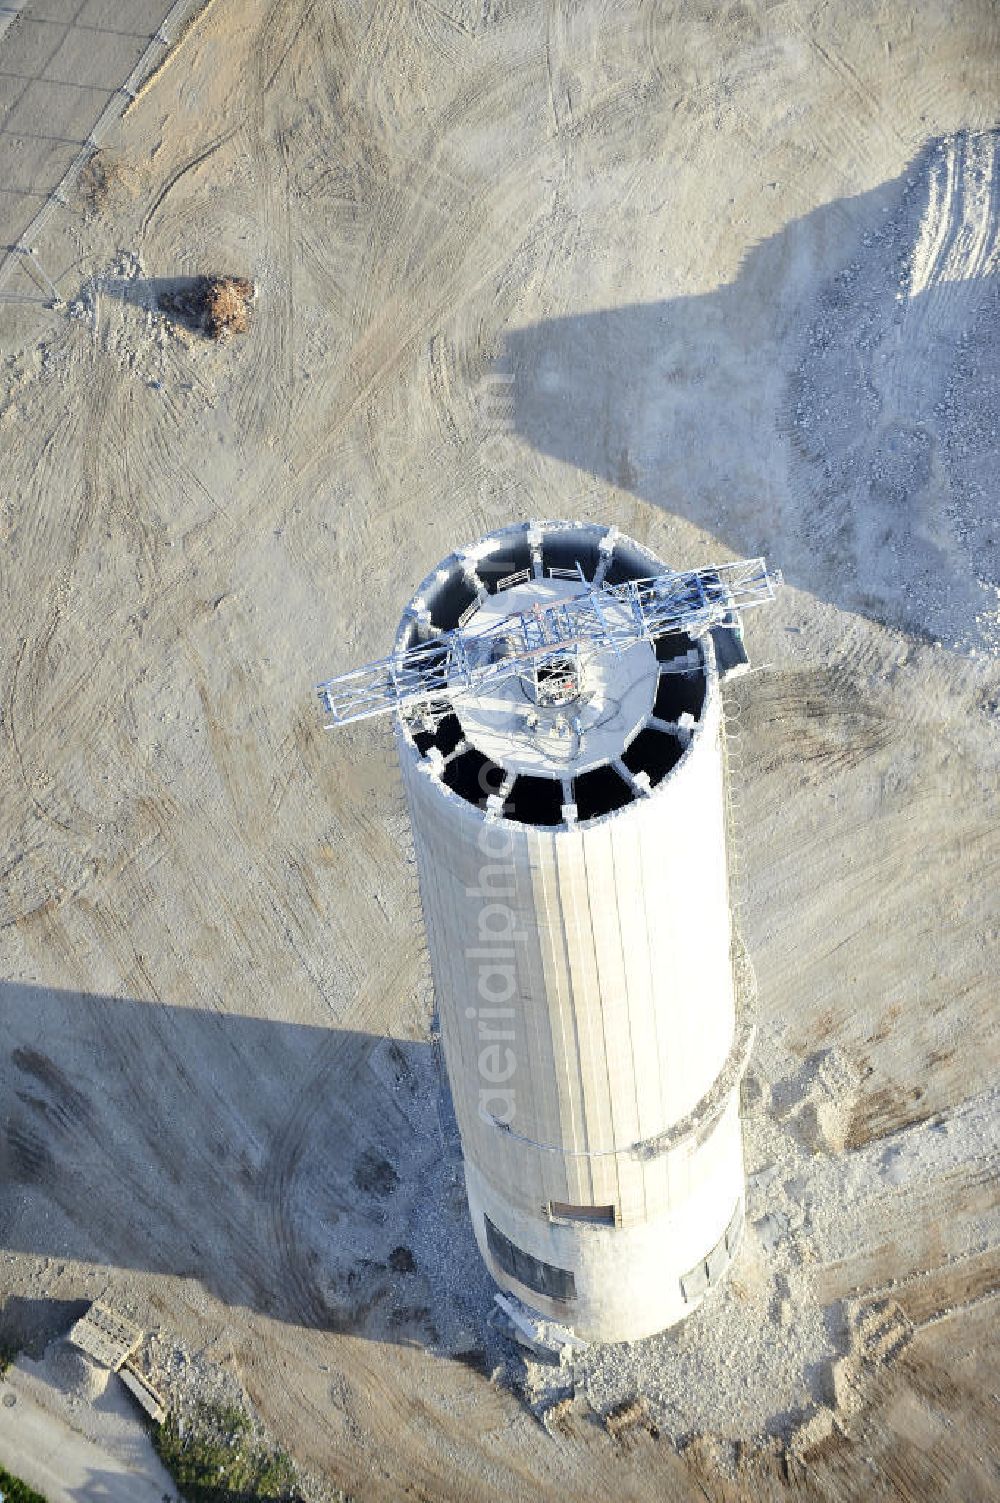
[394,520,754,1343]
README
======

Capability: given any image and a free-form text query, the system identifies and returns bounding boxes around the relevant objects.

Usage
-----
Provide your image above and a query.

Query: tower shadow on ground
[504,133,999,651]
[0,982,494,1356]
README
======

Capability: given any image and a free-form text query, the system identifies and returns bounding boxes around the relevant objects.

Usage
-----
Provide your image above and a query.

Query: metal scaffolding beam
[318,557,777,727]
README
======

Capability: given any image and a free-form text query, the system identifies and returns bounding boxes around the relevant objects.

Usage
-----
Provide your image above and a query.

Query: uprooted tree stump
[156,275,256,340]
[203,276,255,338]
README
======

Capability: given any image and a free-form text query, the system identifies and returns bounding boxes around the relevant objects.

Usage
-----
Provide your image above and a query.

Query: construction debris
[156,275,255,340]
[65,1301,166,1424]
[203,276,256,339]
[491,1292,587,1361]
[118,1362,166,1425]
[67,1302,142,1374]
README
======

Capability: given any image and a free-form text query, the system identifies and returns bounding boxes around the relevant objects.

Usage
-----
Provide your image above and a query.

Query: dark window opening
[478,538,533,593]
[410,711,463,759]
[442,747,502,805]
[653,671,705,722]
[549,1201,616,1225]
[653,631,696,663]
[506,775,564,827]
[541,533,600,579]
[603,555,645,587]
[431,713,463,757]
[621,726,684,786]
[428,575,478,631]
[572,764,634,821]
[485,1215,576,1302]
[601,540,657,586]
[710,623,749,677]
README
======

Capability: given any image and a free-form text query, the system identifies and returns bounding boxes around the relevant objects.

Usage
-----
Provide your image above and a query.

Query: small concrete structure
[67,1300,165,1423]
[67,1302,142,1373]
[117,1365,166,1425]
[396,520,754,1342]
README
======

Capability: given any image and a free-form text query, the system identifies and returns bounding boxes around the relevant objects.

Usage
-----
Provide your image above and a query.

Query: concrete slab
[0,1361,179,1503]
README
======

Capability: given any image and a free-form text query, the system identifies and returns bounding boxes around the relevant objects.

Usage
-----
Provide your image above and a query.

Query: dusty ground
[0,1,203,297]
[0,0,998,1499]
[0,1344,180,1502]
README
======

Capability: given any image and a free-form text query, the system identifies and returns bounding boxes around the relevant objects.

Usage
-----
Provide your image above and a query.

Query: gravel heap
[518,1022,864,1454]
[44,1338,109,1404]
[790,127,999,657]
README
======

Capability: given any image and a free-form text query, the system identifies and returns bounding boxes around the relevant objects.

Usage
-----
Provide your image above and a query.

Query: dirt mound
[203,277,255,339]
[156,275,255,339]
[45,1340,109,1402]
